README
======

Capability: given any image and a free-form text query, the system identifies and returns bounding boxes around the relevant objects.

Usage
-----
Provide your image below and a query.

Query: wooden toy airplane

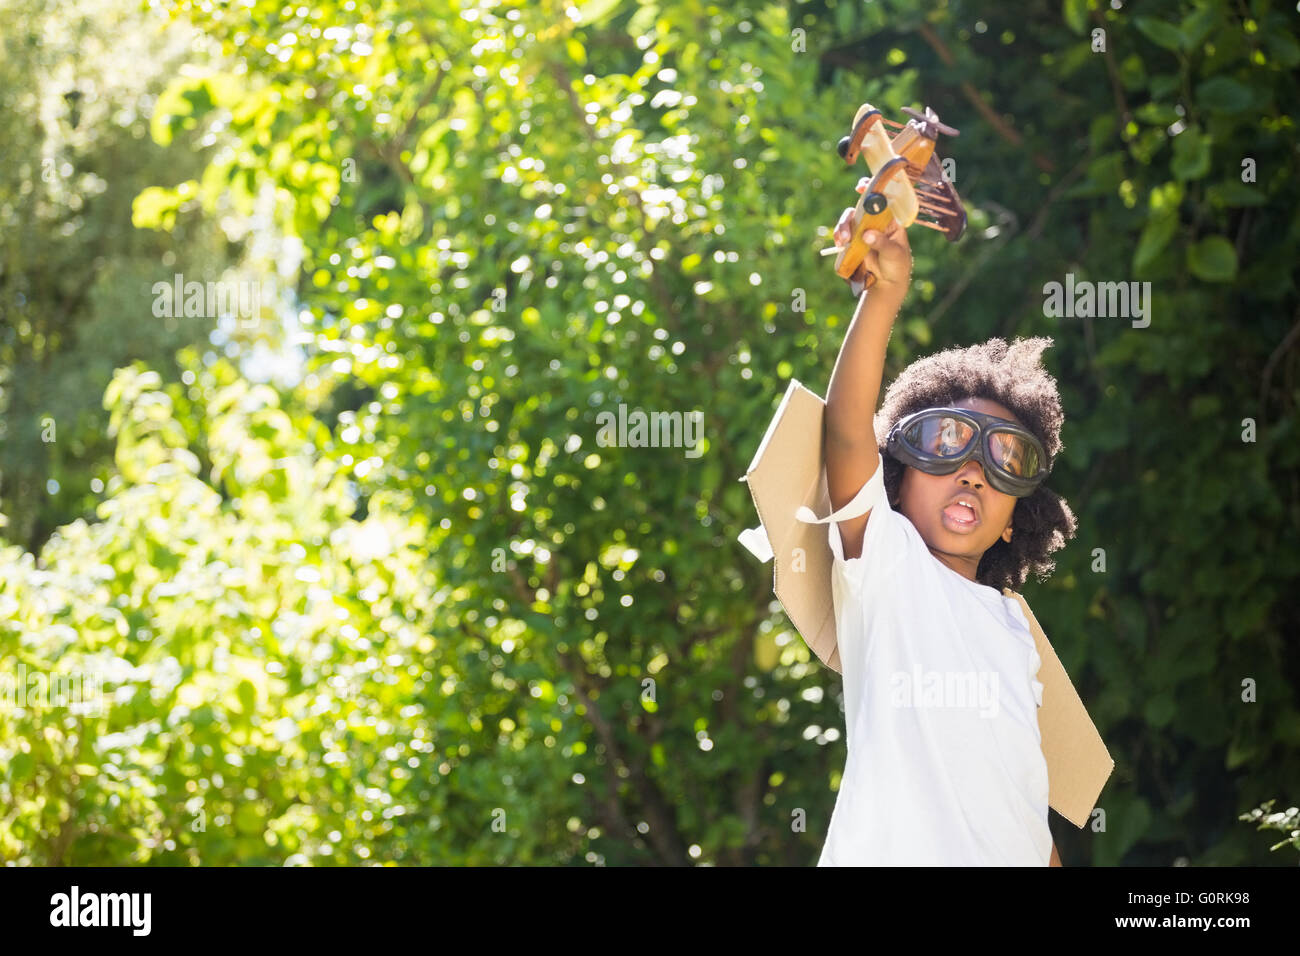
[823,104,967,290]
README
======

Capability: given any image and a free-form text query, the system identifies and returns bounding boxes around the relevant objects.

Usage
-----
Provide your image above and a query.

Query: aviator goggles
[885,406,1051,498]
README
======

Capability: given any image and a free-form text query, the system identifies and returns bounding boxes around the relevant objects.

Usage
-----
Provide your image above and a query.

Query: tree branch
[1088,6,1135,136]
[1259,303,1300,418]
[915,23,1056,173]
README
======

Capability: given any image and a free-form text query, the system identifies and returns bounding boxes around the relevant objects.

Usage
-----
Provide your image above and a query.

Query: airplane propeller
[901,105,959,139]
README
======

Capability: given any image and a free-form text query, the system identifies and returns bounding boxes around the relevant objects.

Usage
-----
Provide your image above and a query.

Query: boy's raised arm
[824,215,913,560]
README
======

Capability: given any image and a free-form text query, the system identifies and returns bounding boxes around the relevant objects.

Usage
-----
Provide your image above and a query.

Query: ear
[1001,524,1013,544]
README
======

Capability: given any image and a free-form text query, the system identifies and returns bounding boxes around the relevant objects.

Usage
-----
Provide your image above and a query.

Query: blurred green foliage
[0,0,253,550]
[2,0,1298,864]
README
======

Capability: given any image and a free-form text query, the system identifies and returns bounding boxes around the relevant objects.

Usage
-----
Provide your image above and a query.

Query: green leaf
[1063,0,1088,35]
[1134,214,1177,273]
[651,742,666,768]
[836,1,854,35]
[9,750,33,784]
[1187,236,1238,282]
[1143,693,1176,728]
[1178,6,1217,51]
[1135,17,1184,53]
[1171,125,1211,181]
[1226,733,1256,769]
[576,0,622,27]
[906,317,932,346]
[234,802,265,835]
[1196,77,1253,113]
[1264,30,1300,68]
[131,186,180,230]
[1112,797,1152,862]
[1088,112,1117,150]
[1149,73,1181,100]
[1086,151,1125,191]
[1205,181,1267,208]
[182,83,216,119]
[628,2,659,38]
[237,678,257,714]
[1135,102,1179,126]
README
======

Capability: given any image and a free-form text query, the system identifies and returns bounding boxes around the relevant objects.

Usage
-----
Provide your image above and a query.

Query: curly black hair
[872,336,1078,594]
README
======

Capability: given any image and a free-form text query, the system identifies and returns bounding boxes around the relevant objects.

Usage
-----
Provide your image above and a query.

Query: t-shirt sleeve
[795,452,911,747]
[796,451,910,597]
[1009,600,1047,710]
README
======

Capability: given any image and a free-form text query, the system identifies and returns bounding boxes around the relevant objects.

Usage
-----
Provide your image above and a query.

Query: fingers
[884,219,910,247]
[866,225,909,255]
[833,207,856,245]
[835,218,892,249]
[832,215,909,290]
[833,180,869,244]
[835,213,911,294]
[856,241,882,279]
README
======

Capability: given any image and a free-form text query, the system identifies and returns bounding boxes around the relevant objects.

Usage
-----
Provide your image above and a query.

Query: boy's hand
[833,177,914,298]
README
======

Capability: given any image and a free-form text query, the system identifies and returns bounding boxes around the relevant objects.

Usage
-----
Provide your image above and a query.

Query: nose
[956,459,987,488]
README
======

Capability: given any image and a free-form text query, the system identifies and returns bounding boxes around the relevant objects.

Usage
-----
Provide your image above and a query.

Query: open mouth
[941,503,979,530]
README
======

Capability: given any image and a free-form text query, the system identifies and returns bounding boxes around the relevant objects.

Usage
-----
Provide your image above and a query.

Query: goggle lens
[902,413,1042,479]
[988,431,1040,477]
[903,415,976,457]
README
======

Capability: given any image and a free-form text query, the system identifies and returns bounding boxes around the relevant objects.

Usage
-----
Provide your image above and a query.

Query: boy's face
[895,396,1023,582]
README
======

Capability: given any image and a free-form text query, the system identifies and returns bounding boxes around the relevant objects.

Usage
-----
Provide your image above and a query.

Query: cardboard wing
[738,379,844,672]
[1004,590,1116,828]
[738,379,1114,828]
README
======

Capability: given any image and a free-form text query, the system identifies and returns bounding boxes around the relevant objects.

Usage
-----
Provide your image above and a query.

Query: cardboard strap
[1004,590,1115,829]
[737,526,774,563]
[739,453,884,564]
[794,453,885,526]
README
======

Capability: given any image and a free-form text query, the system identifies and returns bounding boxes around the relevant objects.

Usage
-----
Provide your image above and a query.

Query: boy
[809,185,1078,865]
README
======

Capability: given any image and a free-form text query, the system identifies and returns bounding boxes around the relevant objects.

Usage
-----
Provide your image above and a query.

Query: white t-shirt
[801,452,1051,866]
